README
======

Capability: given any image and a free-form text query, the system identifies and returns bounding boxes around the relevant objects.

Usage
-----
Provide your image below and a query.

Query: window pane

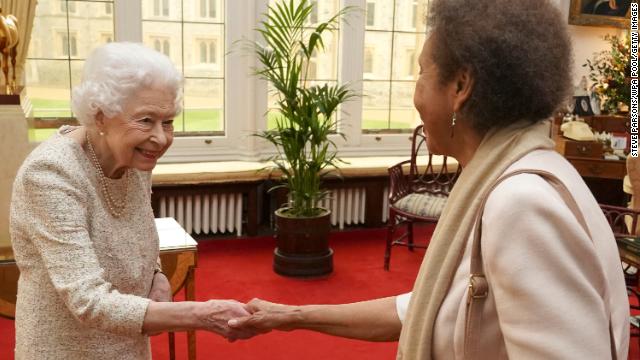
[270,0,339,25]
[185,0,224,22]
[27,0,114,122]
[364,0,393,31]
[366,2,375,26]
[184,23,224,77]
[361,0,427,131]
[267,81,337,130]
[67,1,115,59]
[25,60,72,118]
[361,81,390,130]
[389,81,419,129]
[143,21,182,70]
[183,78,224,132]
[143,0,226,134]
[395,0,426,32]
[69,59,84,89]
[209,0,216,18]
[264,0,341,130]
[363,31,391,80]
[144,0,179,20]
[392,32,425,80]
[302,29,338,81]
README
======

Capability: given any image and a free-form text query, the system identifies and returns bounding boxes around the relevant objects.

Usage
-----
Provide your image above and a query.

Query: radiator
[157,193,243,236]
[316,187,367,230]
[156,186,389,236]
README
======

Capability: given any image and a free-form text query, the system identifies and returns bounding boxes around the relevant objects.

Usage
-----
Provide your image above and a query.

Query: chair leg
[407,221,414,251]
[384,213,396,271]
[168,332,176,360]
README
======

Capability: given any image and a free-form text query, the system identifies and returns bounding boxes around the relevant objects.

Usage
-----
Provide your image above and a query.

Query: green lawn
[30,99,412,142]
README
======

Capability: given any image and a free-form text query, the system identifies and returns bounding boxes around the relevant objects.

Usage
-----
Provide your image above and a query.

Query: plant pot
[273,207,333,277]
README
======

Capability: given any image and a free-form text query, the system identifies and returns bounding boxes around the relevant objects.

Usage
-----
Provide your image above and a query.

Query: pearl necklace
[85,132,128,217]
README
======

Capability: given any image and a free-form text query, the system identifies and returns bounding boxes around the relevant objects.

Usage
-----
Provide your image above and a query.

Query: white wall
[551,0,625,87]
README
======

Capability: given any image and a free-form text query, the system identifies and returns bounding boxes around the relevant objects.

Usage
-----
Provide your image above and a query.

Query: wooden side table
[155,217,198,360]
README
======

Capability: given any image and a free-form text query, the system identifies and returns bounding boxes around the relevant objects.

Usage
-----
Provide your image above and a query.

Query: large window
[143,0,225,134]
[266,0,340,129]
[362,0,427,131]
[26,0,115,141]
[26,0,431,160]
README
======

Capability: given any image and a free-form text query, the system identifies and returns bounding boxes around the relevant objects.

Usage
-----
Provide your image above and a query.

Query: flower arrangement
[584,34,631,114]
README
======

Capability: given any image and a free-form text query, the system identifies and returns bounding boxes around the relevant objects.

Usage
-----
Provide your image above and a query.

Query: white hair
[72,42,183,126]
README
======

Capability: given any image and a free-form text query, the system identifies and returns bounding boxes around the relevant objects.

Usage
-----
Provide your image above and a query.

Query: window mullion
[338,0,365,148]
[114,0,142,42]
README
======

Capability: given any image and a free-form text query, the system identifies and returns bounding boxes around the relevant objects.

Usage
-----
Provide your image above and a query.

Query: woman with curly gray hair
[10,42,256,359]
[229,0,629,358]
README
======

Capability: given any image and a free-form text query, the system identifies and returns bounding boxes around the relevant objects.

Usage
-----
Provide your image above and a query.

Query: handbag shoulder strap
[464,169,615,359]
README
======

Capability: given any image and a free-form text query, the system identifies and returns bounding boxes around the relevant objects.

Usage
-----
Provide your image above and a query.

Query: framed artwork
[611,131,630,152]
[573,96,595,116]
[569,0,631,28]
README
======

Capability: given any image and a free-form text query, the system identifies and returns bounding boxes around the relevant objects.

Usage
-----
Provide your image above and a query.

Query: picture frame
[568,0,631,28]
[611,131,630,152]
[574,96,595,116]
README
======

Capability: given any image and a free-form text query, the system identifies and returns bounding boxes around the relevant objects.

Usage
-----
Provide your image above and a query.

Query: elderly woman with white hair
[10,42,253,359]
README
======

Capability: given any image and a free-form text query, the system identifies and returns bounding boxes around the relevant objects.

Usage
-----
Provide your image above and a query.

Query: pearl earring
[99,131,105,136]
[450,112,457,138]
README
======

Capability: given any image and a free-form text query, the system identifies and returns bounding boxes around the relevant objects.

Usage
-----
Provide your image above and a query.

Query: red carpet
[1,225,639,359]
[0,226,429,360]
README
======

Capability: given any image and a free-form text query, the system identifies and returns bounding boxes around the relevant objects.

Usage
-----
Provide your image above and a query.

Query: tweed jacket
[10,130,159,359]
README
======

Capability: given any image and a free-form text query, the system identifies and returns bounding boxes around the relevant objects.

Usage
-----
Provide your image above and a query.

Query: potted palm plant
[251,0,355,277]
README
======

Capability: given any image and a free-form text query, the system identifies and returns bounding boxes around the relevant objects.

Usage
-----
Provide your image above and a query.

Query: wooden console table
[564,156,626,180]
[0,218,198,360]
[553,132,627,205]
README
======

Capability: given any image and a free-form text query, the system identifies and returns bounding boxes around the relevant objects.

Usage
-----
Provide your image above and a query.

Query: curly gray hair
[71,42,183,126]
[427,0,573,133]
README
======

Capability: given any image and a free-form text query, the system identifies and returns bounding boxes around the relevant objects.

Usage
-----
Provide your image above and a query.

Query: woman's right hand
[196,300,260,341]
[227,298,301,333]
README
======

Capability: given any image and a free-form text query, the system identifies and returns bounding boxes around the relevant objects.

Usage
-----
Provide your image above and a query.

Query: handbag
[464,169,617,359]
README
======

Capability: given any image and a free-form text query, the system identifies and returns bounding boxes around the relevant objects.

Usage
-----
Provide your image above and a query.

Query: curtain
[0,0,37,88]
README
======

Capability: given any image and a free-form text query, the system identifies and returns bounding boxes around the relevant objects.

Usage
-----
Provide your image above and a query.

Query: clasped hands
[148,272,293,341]
[200,298,297,342]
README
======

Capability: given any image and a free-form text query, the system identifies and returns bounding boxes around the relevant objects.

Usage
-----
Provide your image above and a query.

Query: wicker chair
[599,204,640,351]
[384,124,461,270]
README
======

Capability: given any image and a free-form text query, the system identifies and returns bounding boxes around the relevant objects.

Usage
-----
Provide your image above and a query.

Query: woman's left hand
[149,272,172,303]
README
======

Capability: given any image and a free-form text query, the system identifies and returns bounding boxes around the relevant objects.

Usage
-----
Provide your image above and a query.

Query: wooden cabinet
[565,156,626,180]
[552,117,628,205]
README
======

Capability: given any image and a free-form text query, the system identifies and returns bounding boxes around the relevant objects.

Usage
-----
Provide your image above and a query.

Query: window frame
[133,0,417,160]
[29,0,419,163]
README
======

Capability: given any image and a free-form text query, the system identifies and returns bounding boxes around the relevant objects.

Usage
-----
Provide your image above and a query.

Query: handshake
[196,298,298,342]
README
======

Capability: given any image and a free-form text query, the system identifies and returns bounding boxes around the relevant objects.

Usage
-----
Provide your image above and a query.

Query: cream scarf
[397,120,554,359]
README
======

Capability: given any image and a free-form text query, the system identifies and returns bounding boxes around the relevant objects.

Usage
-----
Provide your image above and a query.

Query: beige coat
[397,150,629,359]
[10,130,158,359]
